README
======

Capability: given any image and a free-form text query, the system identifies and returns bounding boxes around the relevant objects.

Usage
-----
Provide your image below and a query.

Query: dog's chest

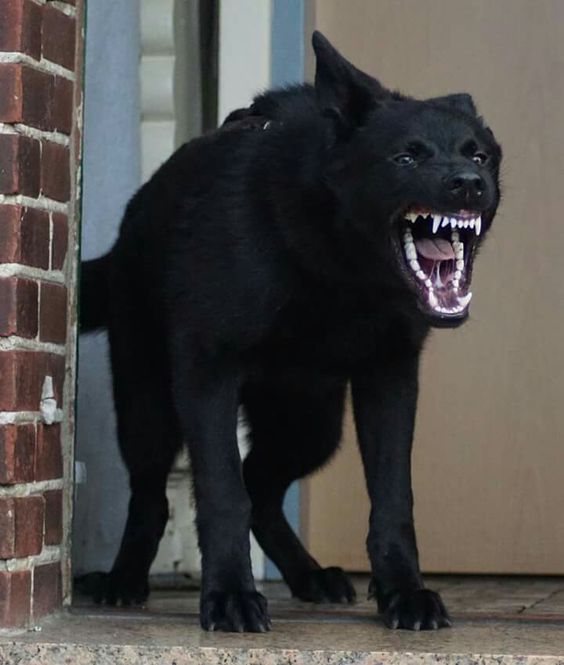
[258,292,410,370]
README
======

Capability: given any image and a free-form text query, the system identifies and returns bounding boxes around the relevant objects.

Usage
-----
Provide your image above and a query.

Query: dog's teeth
[475,216,482,235]
[456,259,464,270]
[464,220,469,228]
[432,214,441,234]
[405,243,417,260]
[405,212,418,223]
[451,230,460,242]
[457,292,473,308]
[425,278,432,288]
[458,219,465,229]
[450,217,457,229]
[454,242,464,259]
[441,217,450,228]
[454,269,462,280]
[410,259,420,271]
[428,291,438,308]
[453,279,460,290]
[416,270,426,280]
[469,219,475,229]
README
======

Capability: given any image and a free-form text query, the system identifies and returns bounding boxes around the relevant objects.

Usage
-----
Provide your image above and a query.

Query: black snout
[445,171,484,205]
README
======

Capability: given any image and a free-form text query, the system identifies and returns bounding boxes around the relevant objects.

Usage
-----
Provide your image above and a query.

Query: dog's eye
[472,152,489,166]
[393,154,416,166]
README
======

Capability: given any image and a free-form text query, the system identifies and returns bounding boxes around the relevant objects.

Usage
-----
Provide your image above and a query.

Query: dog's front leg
[352,351,451,631]
[171,349,269,632]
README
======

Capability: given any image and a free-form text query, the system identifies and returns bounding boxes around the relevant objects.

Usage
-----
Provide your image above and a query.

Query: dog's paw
[292,567,356,603]
[93,570,150,607]
[200,590,270,632]
[381,588,451,630]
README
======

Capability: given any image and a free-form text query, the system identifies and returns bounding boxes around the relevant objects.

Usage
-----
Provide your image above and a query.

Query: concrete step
[1,576,563,664]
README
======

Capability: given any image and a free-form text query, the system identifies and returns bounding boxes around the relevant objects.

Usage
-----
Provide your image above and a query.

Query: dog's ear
[429,93,477,116]
[312,31,388,130]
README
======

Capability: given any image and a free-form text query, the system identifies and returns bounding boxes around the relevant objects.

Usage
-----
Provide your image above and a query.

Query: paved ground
[1,576,564,664]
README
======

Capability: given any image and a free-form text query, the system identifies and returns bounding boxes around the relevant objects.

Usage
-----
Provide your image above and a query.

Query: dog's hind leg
[242,377,356,604]
[97,317,182,606]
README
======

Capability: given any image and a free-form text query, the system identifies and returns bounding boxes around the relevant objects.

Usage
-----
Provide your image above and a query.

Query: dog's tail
[80,254,111,331]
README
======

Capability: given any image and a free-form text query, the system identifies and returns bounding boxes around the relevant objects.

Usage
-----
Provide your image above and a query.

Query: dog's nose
[445,171,485,200]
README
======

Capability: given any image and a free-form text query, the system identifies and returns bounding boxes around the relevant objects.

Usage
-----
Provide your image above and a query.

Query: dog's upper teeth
[469,219,475,229]
[432,214,441,234]
[409,259,421,271]
[475,216,482,235]
[441,217,450,228]
[450,217,457,229]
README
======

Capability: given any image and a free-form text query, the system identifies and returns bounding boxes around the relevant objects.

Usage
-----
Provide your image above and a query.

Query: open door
[303,0,564,574]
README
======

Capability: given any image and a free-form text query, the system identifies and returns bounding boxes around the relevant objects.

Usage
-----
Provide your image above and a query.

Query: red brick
[43,489,62,545]
[0,277,38,338]
[0,0,42,60]
[21,207,51,268]
[0,351,65,411]
[32,562,61,619]
[13,495,44,556]
[0,424,35,484]
[42,5,75,70]
[50,74,73,134]
[0,65,73,133]
[39,282,67,343]
[51,213,67,270]
[40,141,70,201]
[35,423,62,480]
[0,133,40,196]
[0,206,50,268]
[0,63,22,122]
[0,498,16,557]
[0,497,45,558]
[0,570,31,627]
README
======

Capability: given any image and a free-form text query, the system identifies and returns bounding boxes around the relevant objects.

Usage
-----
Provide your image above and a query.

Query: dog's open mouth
[396,208,481,322]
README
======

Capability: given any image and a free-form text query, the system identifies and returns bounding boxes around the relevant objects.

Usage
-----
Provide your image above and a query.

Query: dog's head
[313,32,502,328]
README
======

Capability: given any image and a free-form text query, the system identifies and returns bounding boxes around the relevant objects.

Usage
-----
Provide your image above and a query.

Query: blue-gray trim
[74,0,141,574]
[266,0,305,581]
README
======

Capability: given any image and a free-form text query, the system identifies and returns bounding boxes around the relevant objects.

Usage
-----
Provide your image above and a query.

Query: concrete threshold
[0,576,563,664]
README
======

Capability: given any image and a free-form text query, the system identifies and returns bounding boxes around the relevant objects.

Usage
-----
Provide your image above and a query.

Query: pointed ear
[312,31,389,128]
[428,93,477,116]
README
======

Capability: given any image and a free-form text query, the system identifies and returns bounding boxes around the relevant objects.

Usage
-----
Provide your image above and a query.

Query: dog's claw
[382,588,451,631]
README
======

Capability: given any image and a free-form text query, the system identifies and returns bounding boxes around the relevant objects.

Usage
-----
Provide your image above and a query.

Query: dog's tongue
[415,238,455,260]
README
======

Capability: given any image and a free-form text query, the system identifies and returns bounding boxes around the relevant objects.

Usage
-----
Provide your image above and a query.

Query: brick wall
[0,0,83,627]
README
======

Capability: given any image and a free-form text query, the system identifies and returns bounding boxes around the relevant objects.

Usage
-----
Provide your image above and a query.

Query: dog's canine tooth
[475,216,482,235]
[432,214,441,234]
[457,292,473,308]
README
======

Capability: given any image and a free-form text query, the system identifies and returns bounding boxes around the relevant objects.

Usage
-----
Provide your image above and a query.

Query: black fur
[80,32,501,632]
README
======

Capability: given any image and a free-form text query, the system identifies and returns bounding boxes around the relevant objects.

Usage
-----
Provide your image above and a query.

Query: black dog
[81,32,501,632]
